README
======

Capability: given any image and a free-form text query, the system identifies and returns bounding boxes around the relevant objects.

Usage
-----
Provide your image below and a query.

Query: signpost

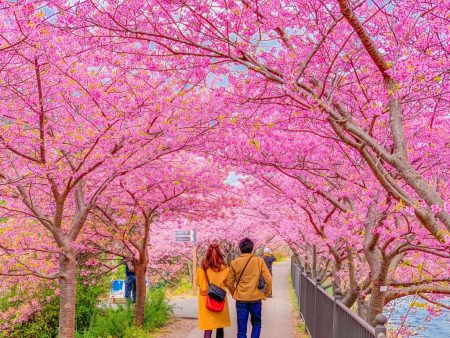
[174,229,197,293]
[174,230,194,242]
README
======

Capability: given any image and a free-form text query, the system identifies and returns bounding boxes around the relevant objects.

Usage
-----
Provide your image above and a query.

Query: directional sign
[174,230,196,243]
[174,235,191,242]
[175,230,191,236]
[174,230,191,242]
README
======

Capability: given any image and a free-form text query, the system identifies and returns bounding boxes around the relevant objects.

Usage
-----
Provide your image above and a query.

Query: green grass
[273,251,288,262]
[77,304,135,338]
[287,275,310,338]
[77,288,172,338]
[6,290,60,338]
[165,276,194,298]
[1,279,107,338]
[1,273,171,338]
[143,288,173,331]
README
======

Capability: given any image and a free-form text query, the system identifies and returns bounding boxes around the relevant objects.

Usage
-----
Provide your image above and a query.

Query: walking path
[170,260,295,338]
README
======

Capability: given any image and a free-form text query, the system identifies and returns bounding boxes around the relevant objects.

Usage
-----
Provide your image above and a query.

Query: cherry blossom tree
[84,154,231,326]
[0,4,217,335]
[239,172,450,324]
[68,0,449,241]
[1,1,448,335]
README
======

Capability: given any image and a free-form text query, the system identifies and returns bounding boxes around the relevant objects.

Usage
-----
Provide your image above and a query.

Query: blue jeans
[236,300,262,338]
[125,275,136,303]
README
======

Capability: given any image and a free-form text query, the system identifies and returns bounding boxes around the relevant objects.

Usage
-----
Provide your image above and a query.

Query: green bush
[78,288,172,337]
[166,276,192,297]
[143,288,173,331]
[2,277,107,338]
[273,251,288,262]
[75,278,109,331]
[123,326,154,338]
[9,289,60,338]
[3,275,172,337]
[77,304,135,338]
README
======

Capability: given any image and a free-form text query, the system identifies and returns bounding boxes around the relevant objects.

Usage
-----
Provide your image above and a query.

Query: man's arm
[261,259,272,298]
[226,263,236,295]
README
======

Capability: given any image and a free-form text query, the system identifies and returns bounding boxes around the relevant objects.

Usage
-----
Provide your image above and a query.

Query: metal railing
[291,261,387,338]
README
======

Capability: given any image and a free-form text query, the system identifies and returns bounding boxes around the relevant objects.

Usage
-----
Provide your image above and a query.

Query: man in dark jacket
[262,248,276,275]
[124,260,136,303]
[262,248,276,298]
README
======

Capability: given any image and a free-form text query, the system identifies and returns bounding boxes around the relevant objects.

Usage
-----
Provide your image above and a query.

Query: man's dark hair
[239,237,254,254]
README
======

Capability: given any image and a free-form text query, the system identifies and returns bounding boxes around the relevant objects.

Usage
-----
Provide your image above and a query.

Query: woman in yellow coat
[196,243,231,338]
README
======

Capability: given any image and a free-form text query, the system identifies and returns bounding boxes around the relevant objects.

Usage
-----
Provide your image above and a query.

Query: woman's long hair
[201,243,226,272]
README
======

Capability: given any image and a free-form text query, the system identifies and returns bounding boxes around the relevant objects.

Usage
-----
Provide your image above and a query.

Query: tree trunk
[58,251,77,338]
[331,256,342,293]
[342,286,360,307]
[342,247,359,307]
[311,245,317,279]
[357,295,368,320]
[367,278,387,326]
[134,265,147,327]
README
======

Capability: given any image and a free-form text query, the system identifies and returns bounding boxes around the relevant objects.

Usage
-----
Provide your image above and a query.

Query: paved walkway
[170,260,294,338]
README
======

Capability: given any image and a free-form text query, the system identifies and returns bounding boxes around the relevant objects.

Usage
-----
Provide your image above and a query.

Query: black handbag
[204,268,226,302]
[258,275,265,290]
[257,258,266,290]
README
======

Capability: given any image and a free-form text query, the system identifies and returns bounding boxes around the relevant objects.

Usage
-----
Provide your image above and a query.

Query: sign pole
[192,230,197,294]
[174,229,198,294]
[192,244,197,294]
